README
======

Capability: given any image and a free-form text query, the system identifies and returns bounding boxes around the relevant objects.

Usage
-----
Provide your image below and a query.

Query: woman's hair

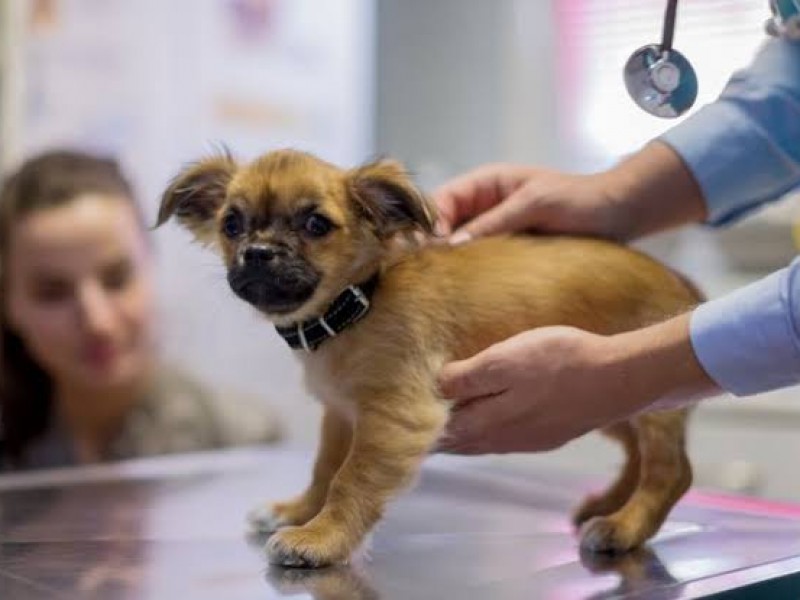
[0,150,138,465]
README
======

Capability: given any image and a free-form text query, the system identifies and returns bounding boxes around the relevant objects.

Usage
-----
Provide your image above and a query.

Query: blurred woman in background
[0,150,282,470]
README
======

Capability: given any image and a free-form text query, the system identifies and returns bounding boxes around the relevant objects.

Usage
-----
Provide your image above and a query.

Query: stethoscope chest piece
[624,44,698,118]
[624,0,799,118]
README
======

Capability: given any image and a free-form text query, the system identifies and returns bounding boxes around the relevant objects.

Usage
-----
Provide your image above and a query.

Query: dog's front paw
[579,516,648,554]
[247,504,292,534]
[266,523,351,568]
[247,497,324,534]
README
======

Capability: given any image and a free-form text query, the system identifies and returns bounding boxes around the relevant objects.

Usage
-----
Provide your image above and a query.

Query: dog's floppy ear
[348,159,436,237]
[155,154,237,244]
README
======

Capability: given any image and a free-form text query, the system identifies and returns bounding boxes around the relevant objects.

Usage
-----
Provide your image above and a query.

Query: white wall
[375,0,560,190]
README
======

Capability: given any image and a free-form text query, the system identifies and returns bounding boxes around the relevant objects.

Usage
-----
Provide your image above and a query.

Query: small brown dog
[157,149,697,567]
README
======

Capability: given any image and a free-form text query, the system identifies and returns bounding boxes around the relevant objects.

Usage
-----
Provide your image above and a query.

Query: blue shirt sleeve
[660,37,800,226]
[690,258,800,395]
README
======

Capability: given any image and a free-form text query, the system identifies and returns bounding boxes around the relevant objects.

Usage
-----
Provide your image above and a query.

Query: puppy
[157,149,697,567]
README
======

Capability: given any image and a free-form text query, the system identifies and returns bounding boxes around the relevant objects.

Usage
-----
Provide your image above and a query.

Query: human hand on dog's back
[433,141,707,243]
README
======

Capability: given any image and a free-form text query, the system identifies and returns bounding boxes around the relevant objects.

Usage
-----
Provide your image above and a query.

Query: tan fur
[158,149,698,567]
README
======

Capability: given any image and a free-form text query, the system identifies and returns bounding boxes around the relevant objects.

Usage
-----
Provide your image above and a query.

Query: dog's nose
[243,245,277,266]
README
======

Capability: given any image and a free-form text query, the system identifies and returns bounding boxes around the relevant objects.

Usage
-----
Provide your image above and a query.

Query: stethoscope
[626,0,800,118]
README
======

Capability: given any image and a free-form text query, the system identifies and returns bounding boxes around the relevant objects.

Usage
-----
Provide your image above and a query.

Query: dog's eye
[222,209,244,239]
[304,213,333,238]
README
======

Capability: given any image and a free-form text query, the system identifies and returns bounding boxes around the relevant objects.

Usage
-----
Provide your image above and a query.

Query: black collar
[275,273,380,352]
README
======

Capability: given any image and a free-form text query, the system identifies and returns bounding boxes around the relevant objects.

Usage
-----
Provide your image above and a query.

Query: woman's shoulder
[111,365,283,459]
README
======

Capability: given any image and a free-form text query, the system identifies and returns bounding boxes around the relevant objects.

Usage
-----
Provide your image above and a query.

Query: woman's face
[5,194,156,391]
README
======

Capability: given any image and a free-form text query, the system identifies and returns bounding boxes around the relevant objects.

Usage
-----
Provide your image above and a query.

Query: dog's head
[156,149,435,324]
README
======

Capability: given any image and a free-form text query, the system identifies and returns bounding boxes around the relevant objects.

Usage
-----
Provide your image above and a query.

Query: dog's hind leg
[572,422,641,527]
[579,410,692,553]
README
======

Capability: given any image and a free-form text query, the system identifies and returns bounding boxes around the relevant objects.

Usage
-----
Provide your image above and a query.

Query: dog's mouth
[227,268,319,315]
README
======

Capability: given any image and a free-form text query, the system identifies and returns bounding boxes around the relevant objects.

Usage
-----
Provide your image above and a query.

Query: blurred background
[1,0,798,501]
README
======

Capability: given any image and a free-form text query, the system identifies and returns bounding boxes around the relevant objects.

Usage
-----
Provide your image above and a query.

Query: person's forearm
[609,312,720,414]
[600,141,708,241]
[612,262,800,408]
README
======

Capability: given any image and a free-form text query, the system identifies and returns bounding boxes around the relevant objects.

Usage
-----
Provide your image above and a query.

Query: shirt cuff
[690,261,800,396]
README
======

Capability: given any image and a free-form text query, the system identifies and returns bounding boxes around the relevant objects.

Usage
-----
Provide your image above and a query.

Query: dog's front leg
[249,408,352,533]
[267,397,448,567]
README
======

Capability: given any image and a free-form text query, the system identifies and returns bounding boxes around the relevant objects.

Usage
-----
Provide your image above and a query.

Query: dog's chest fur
[301,351,359,421]
[297,327,449,423]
